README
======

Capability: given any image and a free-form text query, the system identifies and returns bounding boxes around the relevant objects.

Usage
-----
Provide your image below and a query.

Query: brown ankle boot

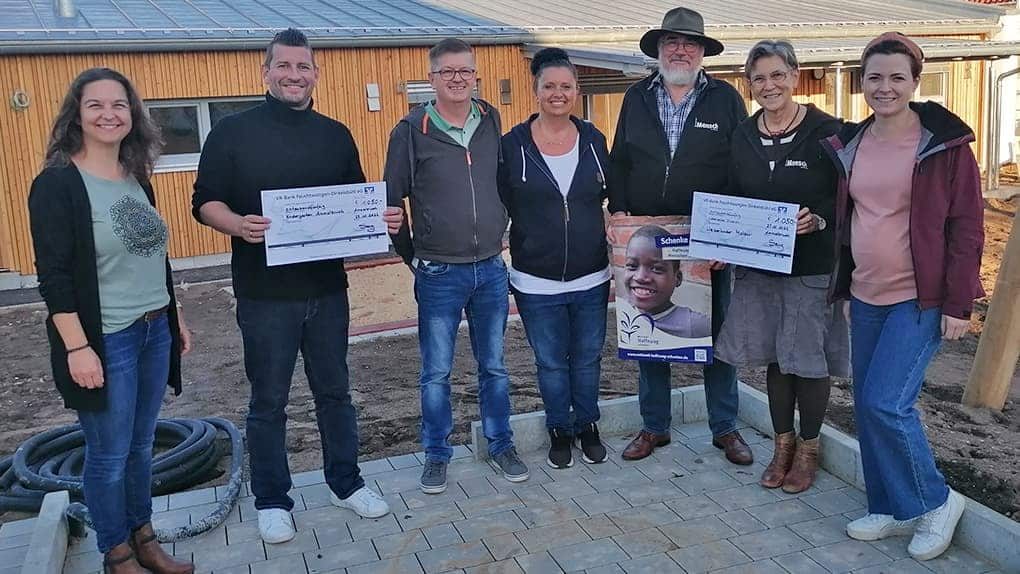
[104,542,146,574]
[782,437,819,494]
[130,523,195,574]
[760,431,796,488]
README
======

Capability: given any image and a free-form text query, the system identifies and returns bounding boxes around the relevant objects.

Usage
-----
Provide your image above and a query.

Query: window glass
[209,100,261,127]
[149,105,200,155]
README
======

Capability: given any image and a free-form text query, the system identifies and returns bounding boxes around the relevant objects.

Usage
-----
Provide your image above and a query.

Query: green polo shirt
[425,101,481,147]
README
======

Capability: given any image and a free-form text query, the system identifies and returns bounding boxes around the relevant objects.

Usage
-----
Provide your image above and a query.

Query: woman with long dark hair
[28,67,193,574]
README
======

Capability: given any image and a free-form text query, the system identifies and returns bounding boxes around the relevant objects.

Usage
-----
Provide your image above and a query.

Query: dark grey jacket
[384,99,507,265]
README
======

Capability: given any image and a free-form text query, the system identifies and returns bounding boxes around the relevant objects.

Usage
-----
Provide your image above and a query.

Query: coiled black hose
[0,417,243,542]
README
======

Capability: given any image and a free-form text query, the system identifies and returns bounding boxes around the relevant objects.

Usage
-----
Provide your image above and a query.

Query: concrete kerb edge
[20,490,69,574]
[736,381,1020,572]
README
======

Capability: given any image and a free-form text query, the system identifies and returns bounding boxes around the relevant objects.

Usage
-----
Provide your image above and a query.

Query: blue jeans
[77,314,170,553]
[851,297,949,520]
[414,255,514,461]
[638,265,738,437]
[512,281,609,434]
[236,292,364,511]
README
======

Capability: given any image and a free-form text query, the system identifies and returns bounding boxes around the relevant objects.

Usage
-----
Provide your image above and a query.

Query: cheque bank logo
[619,310,655,342]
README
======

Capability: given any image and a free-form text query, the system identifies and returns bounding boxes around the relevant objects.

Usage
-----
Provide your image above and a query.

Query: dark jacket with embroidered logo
[728,104,841,277]
[607,71,747,216]
[29,164,183,411]
[820,101,984,319]
[498,114,610,281]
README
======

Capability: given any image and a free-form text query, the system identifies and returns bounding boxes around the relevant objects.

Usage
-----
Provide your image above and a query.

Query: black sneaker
[419,459,448,494]
[546,429,574,469]
[577,423,607,464]
[490,447,530,482]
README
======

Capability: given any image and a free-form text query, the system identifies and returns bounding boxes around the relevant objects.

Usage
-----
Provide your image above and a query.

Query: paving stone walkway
[0,422,1004,574]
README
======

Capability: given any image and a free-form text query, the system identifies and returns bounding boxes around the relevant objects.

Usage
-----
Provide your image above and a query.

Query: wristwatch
[813,214,827,231]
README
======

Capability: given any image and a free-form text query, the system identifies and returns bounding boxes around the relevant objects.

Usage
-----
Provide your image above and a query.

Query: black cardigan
[28,164,183,411]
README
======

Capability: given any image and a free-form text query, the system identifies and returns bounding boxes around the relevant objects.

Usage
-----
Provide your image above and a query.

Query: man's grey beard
[658,63,700,87]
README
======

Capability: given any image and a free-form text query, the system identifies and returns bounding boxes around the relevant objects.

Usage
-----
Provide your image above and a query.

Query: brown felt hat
[640,7,724,59]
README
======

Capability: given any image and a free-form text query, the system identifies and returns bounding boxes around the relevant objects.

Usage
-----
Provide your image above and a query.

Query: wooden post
[964,217,1020,410]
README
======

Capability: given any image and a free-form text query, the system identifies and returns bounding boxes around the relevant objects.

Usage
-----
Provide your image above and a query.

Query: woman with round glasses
[715,40,849,494]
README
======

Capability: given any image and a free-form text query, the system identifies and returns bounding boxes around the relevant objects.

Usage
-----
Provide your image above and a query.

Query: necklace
[762,103,801,137]
[535,118,573,146]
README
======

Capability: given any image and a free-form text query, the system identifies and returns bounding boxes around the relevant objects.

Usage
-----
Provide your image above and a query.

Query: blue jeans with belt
[77,314,171,553]
[414,254,514,462]
[637,265,739,437]
[850,297,949,520]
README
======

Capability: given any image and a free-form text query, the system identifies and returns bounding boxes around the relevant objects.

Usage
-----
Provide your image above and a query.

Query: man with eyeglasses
[384,37,529,494]
[607,7,753,465]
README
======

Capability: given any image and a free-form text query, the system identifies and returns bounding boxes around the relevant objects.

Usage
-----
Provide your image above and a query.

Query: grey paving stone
[511,484,556,506]
[923,546,999,574]
[712,559,787,573]
[265,529,319,560]
[576,514,624,540]
[0,519,35,537]
[673,423,714,439]
[237,496,258,522]
[772,551,828,574]
[192,539,266,571]
[583,468,652,492]
[313,522,354,549]
[347,553,424,574]
[66,531,99,556]
[744,499,823,528]
[549,539,629,571]
[798,490,864,517]
[153,508,193,530]
[169,486,218,510]
[669,469,741,495]
[606,503,680,532]
[227,521,264,546]
[615,482,687,507]
[730,527,811,560]
[295,483,333,510]
[612,527,678,558]
[514,500,586,528]
[292,504,359,531]
[190,500,243,525]
[586,564,626,574]
[291,469,326,487]
[389,453,424,470]
[465,558,526,573]
[250,553,310,574]
[723,465,770,486]
[62,550,103,574]
[373,529,430,559]
[401,487,470,510]
[658,515,737,549]
[617,553,686,574]
[360,457,395,476]
[447,460,496,482]
[213,563,253,574]
[706,484,782,512]
[663,493,726,520]
[375,467,431,494]
[348,513,402,541]
[573,491,632,516]
[397,502,466,531]
[455,510,528,541]
[458,493,526,518]
[460,476,499,498]
[515,520,591,554]
[416,540,493,573]
[483,532,528,561]
[803,540,891,572]
[717,510,769,535]
[787,515,852,547]
[667,539,750,573]
[173,523,228,556]
[152,494,171,512]
[514,551,564,573]
[852,558,933,574]
[303,539,377,572]
[866,536,911,561]
[452,445,474,460]
[672,449,740,472]
[634,460,689,482]
[0,532,30,551]
[542,477,597,502]
[423,522,465,548]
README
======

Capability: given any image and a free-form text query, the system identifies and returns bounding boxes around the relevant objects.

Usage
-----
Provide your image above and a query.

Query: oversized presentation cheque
[261,182,390,267]
[689,191,799,274]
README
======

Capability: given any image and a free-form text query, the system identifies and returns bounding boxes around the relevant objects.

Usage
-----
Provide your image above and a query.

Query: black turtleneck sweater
[192,94,366,299]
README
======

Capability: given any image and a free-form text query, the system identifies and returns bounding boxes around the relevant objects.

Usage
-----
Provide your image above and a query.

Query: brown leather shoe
[104,542,146,574]
[621,431,670,460]
[130,522,195,574]
[760,431,796,488]
[782,437,819,494]
[712,430,754,466]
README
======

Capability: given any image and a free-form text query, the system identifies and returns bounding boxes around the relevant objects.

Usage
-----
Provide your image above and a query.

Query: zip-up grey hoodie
[384,99,507,265]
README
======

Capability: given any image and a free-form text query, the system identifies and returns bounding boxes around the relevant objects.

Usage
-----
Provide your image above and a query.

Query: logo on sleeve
[694,118,719,132]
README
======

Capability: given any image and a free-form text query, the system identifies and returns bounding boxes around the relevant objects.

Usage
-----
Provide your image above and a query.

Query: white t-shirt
[542,136,579,197]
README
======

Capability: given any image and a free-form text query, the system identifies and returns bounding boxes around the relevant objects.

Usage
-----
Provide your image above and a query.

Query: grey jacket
[384,99,507,265]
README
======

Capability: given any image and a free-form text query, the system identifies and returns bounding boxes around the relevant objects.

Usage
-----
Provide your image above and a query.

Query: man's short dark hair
[429,38,473,69]
[265,28,313,67]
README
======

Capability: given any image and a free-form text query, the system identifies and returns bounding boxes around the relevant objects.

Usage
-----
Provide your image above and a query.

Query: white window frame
[148,96,262,173]
[916,67,948,107]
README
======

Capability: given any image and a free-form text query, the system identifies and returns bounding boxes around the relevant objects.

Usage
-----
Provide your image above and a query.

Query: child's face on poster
[623,236,683,315]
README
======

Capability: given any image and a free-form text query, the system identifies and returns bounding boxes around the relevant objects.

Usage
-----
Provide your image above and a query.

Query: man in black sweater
[192,28,396,544]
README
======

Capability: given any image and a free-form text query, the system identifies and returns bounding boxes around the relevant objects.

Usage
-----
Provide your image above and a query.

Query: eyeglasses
[660,38,702,53]
[750,70,791,88]
[431,68,477,81]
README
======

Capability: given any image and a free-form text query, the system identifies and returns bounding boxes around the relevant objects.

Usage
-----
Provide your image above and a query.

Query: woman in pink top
[821,33,984,562]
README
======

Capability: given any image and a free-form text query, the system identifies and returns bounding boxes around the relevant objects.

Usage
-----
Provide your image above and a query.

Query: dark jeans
[512,281,609,433]
[637,265,739,437]
[851,297,949,519]
[414,255,514,461]
[236,291,364,511]
[78,315,170,553]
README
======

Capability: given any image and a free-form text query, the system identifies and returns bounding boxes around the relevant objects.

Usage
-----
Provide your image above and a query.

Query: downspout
[834,65,844,119]
[987,66,1020,192]
[56,0,76,18]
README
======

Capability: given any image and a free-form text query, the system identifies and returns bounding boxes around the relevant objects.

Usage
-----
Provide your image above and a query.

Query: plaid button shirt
[651,70,708,156]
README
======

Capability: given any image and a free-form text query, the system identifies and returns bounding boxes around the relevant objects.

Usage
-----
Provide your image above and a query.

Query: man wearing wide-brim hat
[607,6,753,465]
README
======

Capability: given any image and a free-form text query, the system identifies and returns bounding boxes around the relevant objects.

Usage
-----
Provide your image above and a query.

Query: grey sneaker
[490,447,530,482]
[419,459,448,494]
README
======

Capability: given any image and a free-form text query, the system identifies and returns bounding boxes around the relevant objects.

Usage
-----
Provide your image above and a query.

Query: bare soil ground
[1,199,1016,524]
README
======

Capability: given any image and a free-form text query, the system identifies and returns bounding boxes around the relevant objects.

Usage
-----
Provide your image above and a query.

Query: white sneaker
[257,508,296,544]
[846,513,918,541]
[908,489,966,561]
[330,486,390,518]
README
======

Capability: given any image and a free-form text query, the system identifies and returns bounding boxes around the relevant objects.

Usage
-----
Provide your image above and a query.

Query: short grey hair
[744,40,799,78]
